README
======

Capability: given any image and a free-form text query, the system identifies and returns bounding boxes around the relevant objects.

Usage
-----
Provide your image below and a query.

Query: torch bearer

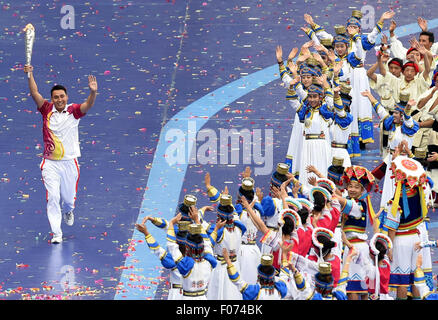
[24,23,35,79]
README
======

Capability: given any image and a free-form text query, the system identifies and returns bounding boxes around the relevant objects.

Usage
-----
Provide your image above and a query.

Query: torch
[24,23,35,79]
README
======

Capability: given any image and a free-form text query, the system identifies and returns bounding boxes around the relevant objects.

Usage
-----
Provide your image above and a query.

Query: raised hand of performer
[389,19,397,37]
[379,11,395,23]
[255,187,263,202]
[288,47,299,62]
[302,40,314,49]
[287,60,299,77]
[315,74,329,89]
[314,43,328,54]
[279,239,294,257]
[204,172,212,190]
[169,213,182,227]
[307,176,317,187]
[291,180,301,199]
[23,64,34,74]
[189,206,200,224]
[135,217,150,236]
[312,51,327,69]
[214,217,227,232]
[270,185,281,199]
[80,75,98,114]
[24,64,44,109]
[200,205,214,213]
[327,49,336,63]
[306,164,324,178]
[276,45,283,63]
[300,26,311,34]
[417,16,428,32]
[241,166,252,179]
[241,195,269,235]
[280,178,293,196]
[88,75,98,93]
[296,52,311,65]
[303,13,315,26]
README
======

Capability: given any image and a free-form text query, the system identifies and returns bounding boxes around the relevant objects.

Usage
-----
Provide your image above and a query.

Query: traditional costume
[226,254,289,300]
[364,233,393,300]
[371,92,419,208]
[143,220,191,300]
[235,177,262,285]
[329,84,353,167]
[167,223,217,300]
[382,156,429,292]
[287,81,333,190]
[207,194,246,300]
[308,11,385,153]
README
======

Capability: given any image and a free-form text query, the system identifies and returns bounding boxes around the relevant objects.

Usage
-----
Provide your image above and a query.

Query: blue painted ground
[0,0,437,300]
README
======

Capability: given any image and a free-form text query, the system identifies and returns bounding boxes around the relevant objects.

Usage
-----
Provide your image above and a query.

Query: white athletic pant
[40,158,80,236]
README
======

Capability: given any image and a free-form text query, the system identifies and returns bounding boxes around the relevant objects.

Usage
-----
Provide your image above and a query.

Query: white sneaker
[51,235,63,244]
[63,211,74,226]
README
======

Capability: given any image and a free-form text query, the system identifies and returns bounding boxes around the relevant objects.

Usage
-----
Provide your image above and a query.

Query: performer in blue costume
[303,10,395,155]
[223,250,289,300]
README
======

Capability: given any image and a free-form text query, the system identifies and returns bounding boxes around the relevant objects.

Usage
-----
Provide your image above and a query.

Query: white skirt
[206,260,242,300]
[299,138,331,190]
[343,241,370,293]
[390,233,420,287]
[238,243,262,285]
[287,114,304,176]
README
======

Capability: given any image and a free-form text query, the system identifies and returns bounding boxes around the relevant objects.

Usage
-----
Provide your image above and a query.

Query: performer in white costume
[166,214,217,300]
[207,194,246,300]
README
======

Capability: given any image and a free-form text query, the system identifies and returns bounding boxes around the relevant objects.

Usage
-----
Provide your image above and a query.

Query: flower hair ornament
[312,227,335,262]
[279,208,301,228]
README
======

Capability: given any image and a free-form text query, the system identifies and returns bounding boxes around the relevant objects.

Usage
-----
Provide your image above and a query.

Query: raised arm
[303,13,333,41]
[241,196,269,235]
[80,75,98,114]
[23,65,45,109]
[361,90,388,121]
[389,19,408,60]
[135,217,171,264]
[377,52,387,77]
[367,61,379,83]
[366,11,395,45]
[417,87,438,110]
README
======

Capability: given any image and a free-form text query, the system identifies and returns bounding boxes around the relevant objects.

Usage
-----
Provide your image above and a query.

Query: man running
[24,64,97,244]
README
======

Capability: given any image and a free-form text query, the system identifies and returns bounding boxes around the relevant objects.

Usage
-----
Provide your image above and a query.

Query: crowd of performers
[135,11,438,300]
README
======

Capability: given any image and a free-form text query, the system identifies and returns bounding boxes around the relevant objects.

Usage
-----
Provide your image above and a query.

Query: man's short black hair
[51,85,67,97]
[420,31,435,44]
